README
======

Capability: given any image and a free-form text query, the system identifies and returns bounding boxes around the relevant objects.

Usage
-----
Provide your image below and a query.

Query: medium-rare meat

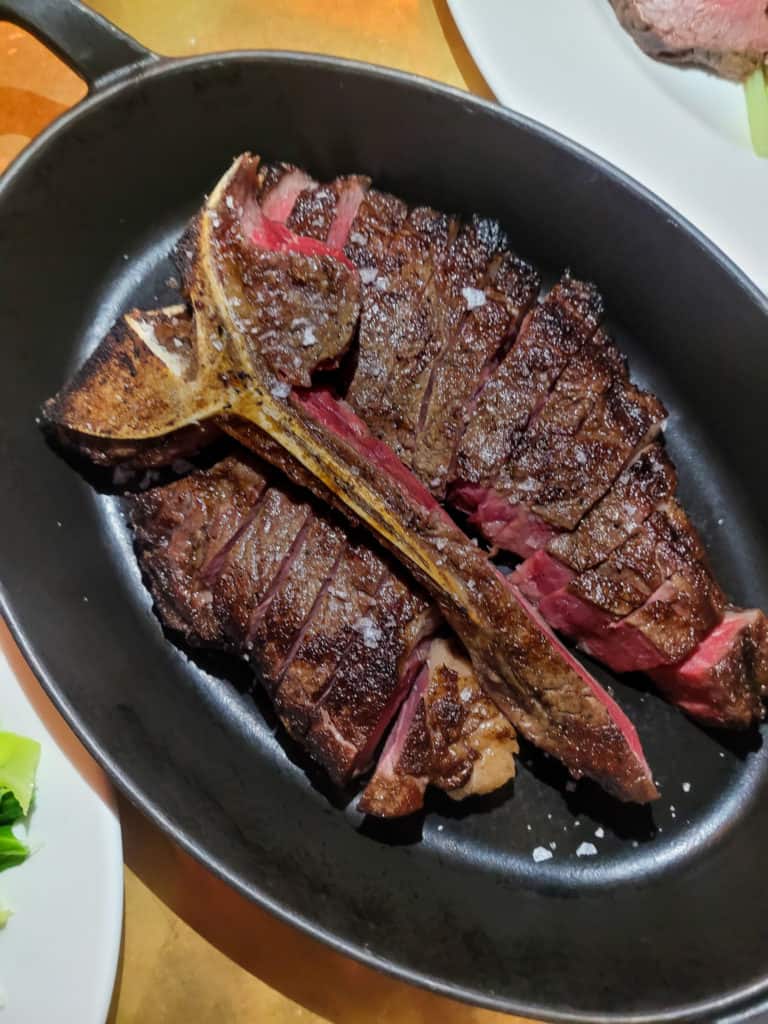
[547,443,678,572]
[360,636,519,817]
[47,154,657,803]
[516,500,725,671]
[608,0,768,80]
[132,454,450,789]
[452,322,666,557]
[651,609,767,725]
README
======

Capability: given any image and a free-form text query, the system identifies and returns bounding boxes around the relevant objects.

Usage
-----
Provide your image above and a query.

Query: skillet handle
[0,0,156,90]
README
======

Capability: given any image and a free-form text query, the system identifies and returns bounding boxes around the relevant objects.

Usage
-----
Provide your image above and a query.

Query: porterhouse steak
[45,152,768,812]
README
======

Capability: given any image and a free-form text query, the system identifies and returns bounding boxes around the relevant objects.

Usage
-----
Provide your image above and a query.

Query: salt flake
[532,846,552,863]
[353,616,382,649]
[576,842,597,857]
[462,286,486,309]
[594,827,605,839]
[682,781,691,793]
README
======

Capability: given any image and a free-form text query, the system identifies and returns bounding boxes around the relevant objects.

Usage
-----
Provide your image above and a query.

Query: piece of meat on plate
[359,635,519,817]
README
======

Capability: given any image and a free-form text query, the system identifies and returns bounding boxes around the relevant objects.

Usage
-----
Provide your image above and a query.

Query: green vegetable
[0,732,40,816]
[0,792,23,826]
[0,905,11,928]
[0,825,29,872]
[745,67,768,158]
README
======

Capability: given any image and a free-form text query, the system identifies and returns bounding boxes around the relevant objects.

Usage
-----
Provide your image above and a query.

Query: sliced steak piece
[548,443,677,572]
[652,609,767,726]
[256,162,316,221]
[286,175,370,243]
[411,240,540,496]
[273,541,389,738]
[453,326,666,555]
[346,202,456,456]
[359,636,519,817]
[131,455,269,646]
[500,334,666,529]
[453,275,604,490]
[210,484,312,648]
[608,0,768,80]
[538,501,724,673]
[246,513,345,685]
[304,580,435,785]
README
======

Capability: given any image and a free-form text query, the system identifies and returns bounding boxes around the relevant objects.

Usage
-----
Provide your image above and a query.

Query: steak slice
[651,609,767,726]
[359,636,519,817]
[537,501,724,670]
[210,483,313,647]
[411,238,540,496]
[286,175,370,244]
[608,0,768,80]
[453,324,666,555]
[131,454,269,646]
[272,541,386,739]
[547,443,677,572]
[346,201,456,456]
[304,579,436,784]
[453,274,604,489]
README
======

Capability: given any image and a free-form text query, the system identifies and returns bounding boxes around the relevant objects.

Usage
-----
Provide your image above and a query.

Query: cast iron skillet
[2,2,768,1020]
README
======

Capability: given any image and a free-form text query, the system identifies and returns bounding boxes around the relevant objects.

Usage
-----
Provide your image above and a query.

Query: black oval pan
[1,3,767,1020]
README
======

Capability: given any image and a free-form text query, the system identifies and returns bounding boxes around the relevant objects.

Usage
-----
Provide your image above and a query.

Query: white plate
[448,0,767,295]
[0,622,122,1024]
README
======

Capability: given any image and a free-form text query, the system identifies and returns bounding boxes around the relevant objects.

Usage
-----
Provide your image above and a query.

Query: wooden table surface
[0,4,532,1021]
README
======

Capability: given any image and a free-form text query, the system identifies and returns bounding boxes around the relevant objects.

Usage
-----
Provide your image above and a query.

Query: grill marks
[347,206,540,491]
[453,275,604,489]
[132,454,472,795]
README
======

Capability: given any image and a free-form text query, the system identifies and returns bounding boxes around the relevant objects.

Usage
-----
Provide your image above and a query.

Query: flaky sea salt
[270,381,291,399]
[576,842,597,857]
[349,231,367,245]
[594,827,605,839]
[682,781,691,793]
[359,267,378,285]
[532,847,552,863]
[374,275,389,291]
[353,616,382,649]
[301,325,317,348]
[462,286,486,309]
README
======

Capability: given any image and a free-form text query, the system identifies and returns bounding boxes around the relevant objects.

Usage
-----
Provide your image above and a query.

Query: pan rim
[1,49,767,1023]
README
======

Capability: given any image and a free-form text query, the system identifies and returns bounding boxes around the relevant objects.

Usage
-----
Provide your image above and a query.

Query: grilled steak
[608,0,768,80]
[132,453,456,790]
[46,150,768,809]
[360,636,519,817]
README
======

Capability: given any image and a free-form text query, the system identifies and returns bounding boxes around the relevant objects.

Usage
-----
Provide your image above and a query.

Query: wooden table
[0,4,530,1021]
